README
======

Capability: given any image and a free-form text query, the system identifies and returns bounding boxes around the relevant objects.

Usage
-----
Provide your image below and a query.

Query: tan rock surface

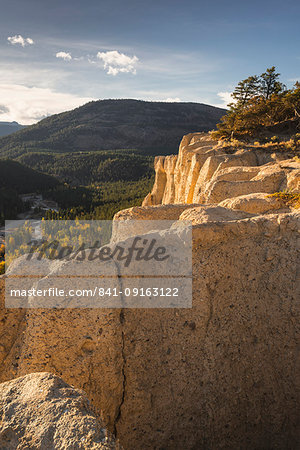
[115,212,300,450]
[1,209,299,449]
[161,155,178,204]
[114,204,198,221]
[0,372,119,449]
[0,279,125,434]
[113,204,201,240]
[0,131,299,450]
[287,168,300,192]
[219,192,289,214]
[210,165,261,183]
[179,205,253,224]
[143,132,300,207]
[199,165,286,204]
[142,156,166,206]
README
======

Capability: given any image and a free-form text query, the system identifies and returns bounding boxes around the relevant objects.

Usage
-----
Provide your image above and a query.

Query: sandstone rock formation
[0,372,119,449]
[1,210,299,449]
[0,132,299,450]
[142,132,300,206]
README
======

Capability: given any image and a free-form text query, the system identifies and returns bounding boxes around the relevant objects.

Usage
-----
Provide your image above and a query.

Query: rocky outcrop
[0,281,125,435]
[0,132,299,450]
[143,132,300,206]
[1,207,299,449]
[0,372,119,449]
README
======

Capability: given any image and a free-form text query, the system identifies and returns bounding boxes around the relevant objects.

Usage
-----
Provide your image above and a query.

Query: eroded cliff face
[143,132,300,206]
[0,132,299,450]
[1,211,299,449]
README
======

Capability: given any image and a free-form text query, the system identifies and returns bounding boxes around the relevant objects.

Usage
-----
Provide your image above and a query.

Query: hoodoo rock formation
[142,132,299,206]
[0,132,299,449]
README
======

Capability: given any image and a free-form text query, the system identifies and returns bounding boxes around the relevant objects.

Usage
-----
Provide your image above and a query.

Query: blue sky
[0,0,299,124]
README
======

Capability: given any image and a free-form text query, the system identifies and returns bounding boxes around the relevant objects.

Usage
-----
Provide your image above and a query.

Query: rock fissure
[114,329,127,439]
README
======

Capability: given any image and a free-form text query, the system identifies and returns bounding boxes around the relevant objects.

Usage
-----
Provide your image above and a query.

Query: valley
[0,99,224,224]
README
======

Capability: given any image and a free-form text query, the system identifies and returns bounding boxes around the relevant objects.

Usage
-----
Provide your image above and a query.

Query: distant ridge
[0,121,25,138]
[0,99,226,158]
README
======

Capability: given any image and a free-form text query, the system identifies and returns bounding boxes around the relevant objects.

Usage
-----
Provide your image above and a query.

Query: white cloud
[7,35,34,47]
[0,84,95,125]
[56,51,72,61]
[216,91,233,107]
[97,50,138,75]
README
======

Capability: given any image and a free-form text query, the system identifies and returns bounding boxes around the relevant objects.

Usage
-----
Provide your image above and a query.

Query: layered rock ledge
[142,132,299,206]
[0,133,299,449]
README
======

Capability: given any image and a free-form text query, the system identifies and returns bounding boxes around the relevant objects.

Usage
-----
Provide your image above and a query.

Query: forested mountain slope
[0,99,226,158]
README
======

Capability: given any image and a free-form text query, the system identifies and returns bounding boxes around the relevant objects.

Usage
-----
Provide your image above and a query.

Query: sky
[0,0,299,124]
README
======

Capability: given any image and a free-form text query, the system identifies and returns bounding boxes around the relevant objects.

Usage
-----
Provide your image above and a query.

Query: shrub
[268,192,300,209]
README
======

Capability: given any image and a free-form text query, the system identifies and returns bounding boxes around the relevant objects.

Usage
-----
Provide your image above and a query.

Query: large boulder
[0,372,119,449]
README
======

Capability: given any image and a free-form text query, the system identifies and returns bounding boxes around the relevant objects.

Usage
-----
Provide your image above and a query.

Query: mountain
[0,159,59,193]
[0,121,25,137]
[0,100,226,158]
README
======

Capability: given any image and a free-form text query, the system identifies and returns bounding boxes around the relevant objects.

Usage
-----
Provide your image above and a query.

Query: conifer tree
[232,75,260,108]
[259,66,285,99]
